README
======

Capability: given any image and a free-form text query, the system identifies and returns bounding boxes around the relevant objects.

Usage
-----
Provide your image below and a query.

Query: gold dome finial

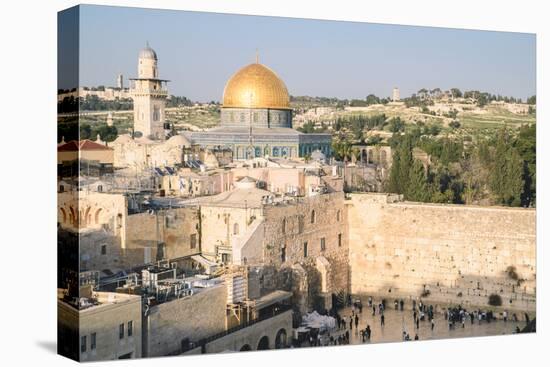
[255,49,259,64]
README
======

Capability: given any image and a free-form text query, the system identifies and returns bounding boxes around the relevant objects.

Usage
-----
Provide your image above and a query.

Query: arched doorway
[239,344,252,352]
[257,336,269,350]
[275,329,287,349]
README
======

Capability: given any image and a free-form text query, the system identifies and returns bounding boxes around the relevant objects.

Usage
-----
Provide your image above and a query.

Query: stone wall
[125,207,200,263]
[347,193,536,312]
[263,192,349,294]
[144,284,227,357]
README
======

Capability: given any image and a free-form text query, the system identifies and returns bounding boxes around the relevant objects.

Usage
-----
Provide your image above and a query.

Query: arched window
[311,210,316,224]
[281,218,286,234]
[233,223,239,235]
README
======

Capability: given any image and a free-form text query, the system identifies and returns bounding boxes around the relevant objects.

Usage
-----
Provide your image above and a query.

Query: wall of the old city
[347,193,536,312]
[263,192,348,290]
[144,284,227,357]
[261,192,349,310]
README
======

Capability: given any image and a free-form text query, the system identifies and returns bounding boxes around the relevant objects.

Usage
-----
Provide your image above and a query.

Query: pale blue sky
[72,4,536,101]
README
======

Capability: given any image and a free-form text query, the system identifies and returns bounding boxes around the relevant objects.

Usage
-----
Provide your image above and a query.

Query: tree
[388,117,405,133]
[516,124,536,206]
[450,88,462,99]
[527,95,536,105]
[490,129,524,206]
[406,160,431,202]
[386,135,414,194]
[97,124,118,143]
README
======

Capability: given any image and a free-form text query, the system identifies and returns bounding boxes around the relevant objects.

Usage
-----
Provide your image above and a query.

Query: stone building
[58,289,142,361]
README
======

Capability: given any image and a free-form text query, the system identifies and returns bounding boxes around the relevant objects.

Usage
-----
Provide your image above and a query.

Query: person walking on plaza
[395,300,399,310]
[400,299,404,311]
[349,315,353,330]
[366,325,371,340]
[414,334,419,340]
[431,318,435,331]
[416,317,420,329]
[372,305,376,316]
[355,314,359,330]
[503,310,508,322]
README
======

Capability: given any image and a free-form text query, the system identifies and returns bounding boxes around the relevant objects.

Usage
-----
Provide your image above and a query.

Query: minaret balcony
[130,88,168,97]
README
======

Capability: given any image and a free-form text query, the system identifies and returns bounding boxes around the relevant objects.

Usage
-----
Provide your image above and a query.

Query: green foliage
[79,123,118,143]
[489,129,524,206]
[386,134,414,195]
[165,95,193,107]
[515,124,536,206]
[450,88,462,98]
[388,117,405,133]
[449,120,461,129]
[406,160,431,202]
[80,95,133,111]
[385,125,534,208]
[331,139,354,162]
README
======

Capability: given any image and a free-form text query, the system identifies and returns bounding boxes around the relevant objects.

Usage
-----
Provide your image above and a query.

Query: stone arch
[69,206,77,227]
[257,335,270,350]
[240,344,252,352]
[94,208,103,225]
[367,149,374,164]
[59,208,67,224]
[274,328,287,349]
[84,206,92,227]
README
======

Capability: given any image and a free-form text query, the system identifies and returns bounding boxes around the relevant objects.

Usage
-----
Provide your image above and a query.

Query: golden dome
[222,63,290,110]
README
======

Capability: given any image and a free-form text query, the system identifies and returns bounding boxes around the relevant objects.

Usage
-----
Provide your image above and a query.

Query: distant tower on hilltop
[116,74,123,89]
[392,87,400,102]
[130,42,169,140]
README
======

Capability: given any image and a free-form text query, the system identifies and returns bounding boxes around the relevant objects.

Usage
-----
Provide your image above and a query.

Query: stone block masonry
[347,193,536,312]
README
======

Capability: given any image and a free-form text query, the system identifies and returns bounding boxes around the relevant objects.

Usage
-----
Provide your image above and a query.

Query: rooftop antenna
[255,49,259,64]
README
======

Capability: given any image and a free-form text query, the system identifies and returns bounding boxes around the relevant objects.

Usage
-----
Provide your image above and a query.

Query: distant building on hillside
[392,87,400,102]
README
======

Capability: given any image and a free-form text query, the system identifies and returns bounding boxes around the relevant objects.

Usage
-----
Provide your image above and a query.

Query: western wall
[346,193,536,313]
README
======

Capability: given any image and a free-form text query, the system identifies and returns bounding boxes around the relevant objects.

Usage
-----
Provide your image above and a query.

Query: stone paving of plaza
[311,305,528,347]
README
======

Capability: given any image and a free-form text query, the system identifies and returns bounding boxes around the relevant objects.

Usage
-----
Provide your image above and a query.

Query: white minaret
[130,42,168,140]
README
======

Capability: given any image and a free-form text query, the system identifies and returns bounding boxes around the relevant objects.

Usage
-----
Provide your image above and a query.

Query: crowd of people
[299,295,530,348]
